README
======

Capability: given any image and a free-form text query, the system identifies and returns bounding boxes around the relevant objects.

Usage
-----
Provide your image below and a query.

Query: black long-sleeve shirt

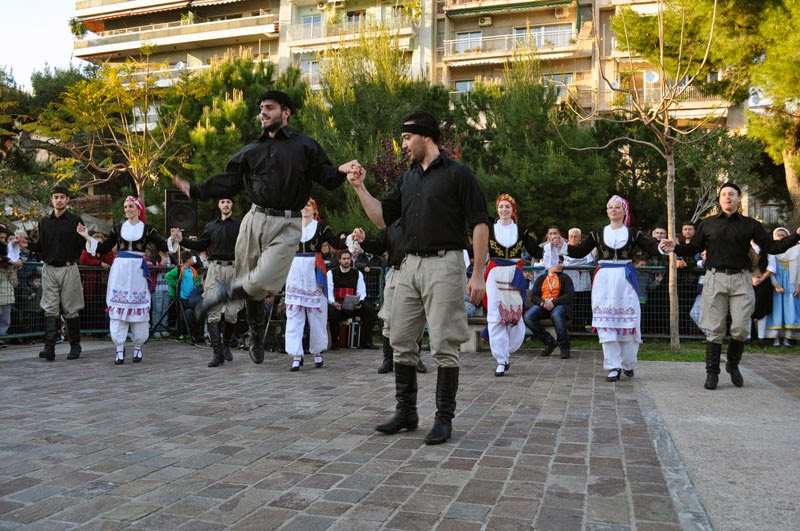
[381,153,489,254]
[361,220,405,268]
[189,126,345,210]
[180,217,241,261]
[675,211,800,270]
[28,210,85,265]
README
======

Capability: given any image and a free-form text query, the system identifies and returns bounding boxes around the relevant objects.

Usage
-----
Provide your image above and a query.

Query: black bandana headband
[401,122,439,141]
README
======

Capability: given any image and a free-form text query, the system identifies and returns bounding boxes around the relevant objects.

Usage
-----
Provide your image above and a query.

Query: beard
[262,117,282,134]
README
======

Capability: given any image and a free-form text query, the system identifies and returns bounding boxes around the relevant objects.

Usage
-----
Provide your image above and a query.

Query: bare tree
[560,0,723,352]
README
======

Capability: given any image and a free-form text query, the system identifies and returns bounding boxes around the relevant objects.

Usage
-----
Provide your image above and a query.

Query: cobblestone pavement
[0,339,793,530]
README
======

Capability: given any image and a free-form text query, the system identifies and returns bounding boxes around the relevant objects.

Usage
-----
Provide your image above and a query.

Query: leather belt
[408,250,448,258]
[253,205,301,218]
[710,267,747,275]
[210,260,234,266]
[47,261,75,267]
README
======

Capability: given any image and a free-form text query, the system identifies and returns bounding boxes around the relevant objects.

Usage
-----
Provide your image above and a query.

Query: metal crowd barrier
[1,262,387,343]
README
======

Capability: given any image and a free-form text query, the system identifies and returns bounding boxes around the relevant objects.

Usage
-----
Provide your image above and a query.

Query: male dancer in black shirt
[26,185,94,361]
[173,90,360,364]
[348,110,489,445]
[176,197,242,367]
[664,182,800,389]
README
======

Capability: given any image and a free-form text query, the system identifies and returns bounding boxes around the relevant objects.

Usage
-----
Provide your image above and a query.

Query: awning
[446,51,576,66]
[80,1,189,23]
[190,0,245,6]
[446,0,571,18]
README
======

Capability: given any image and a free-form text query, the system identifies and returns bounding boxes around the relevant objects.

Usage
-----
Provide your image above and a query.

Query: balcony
[595,85,729,117]
[286,15,413,42]
[443,0,573,15]
[74,13,279,59]
[443,30,583,65]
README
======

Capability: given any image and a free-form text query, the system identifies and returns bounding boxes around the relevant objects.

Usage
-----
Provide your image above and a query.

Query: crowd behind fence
[2,261,709,343]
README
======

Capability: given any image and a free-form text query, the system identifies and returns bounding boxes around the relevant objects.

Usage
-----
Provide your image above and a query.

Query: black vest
[331,267,359,291]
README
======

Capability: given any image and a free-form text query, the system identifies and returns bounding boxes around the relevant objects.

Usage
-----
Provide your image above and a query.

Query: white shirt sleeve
[327,270,335,304]
[167,237,179,254]
[85,238,98,255]
[766,254,777,274]
[357,272,367,301]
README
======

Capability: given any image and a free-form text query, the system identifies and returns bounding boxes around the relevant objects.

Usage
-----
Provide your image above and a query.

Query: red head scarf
[496,193,517,223]
[307,197,320,221]
[125,196,146,223]
[607,195,630,227]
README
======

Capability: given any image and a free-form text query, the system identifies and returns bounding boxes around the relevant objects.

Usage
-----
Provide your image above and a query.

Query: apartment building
[72,0,733,124]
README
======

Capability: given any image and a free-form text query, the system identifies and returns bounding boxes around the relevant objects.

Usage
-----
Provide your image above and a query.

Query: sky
[0,0,85,90]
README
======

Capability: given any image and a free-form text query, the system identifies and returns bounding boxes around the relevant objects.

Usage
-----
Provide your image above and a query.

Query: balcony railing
[287,15,412,41]
[443,30,577,57]
[75,13,278,48]
[600,85,723,107]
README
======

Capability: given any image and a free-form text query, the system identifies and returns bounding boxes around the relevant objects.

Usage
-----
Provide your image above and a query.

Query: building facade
[73,0,734,124]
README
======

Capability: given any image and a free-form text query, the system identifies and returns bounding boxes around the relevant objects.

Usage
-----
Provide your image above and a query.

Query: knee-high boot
[222,321,235,361]
[377,336,393,374]
[726,339,744,387]
[375,363,418,434]
[66,317,82,360]
[424,367,459,445]
[39,316,60,361]
[246,300,265,364]
[207,321,224,367]
[705,342,722,390]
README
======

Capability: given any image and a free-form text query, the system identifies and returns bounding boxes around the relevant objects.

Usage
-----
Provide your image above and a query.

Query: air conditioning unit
[317,1,325,8]
[554,6,569,19]
[478,16,492,27]
[328,0,344,6]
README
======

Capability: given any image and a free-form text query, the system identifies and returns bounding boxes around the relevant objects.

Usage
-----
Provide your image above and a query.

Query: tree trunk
[665,148,680,354]
[783,148,800,225]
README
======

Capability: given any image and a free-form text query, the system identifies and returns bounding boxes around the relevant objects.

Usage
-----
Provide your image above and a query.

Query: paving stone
[0,341,710,530]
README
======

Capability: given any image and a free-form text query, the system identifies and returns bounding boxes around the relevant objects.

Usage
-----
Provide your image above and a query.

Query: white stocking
[284,305,306,357]
[110,319,129,348]
[305,306,328,355]
[601,341,622,371]
[130,321,149,349]
[619,340,639,371]
[488,321,510,365]
[756,317,767,340]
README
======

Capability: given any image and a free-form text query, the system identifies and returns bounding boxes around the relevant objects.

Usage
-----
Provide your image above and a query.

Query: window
[301,60,319,85]
[346,10,366,31]
[543,73,573,98]
[301,14,323,39]
[516,24,572,47]
[454,80,474,93]
[456,31,482,53]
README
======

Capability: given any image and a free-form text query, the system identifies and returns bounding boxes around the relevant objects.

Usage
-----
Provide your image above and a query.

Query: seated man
[523,255,574,359]
[327,249,379,350]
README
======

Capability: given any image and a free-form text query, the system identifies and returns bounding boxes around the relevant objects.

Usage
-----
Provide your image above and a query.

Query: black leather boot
[726,339,745,387]
[246,300,266,364]
[207,321,224,367]
[65,317,82,360]
[425,366,459,445]
[222,321,235,361]
[705,342,722,390]
[375,363,419,434]
[377,336,393,374]
[39,316,59,361]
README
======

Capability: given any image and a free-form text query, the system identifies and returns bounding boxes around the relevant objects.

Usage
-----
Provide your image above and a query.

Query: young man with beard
[347,110,489,445]
[173,90,360,365]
